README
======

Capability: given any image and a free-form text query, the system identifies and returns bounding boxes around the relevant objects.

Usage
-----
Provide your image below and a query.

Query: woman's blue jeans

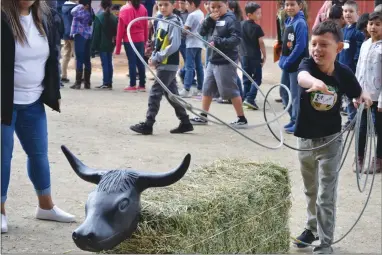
[74,34,91,72]
[1,100,51,203]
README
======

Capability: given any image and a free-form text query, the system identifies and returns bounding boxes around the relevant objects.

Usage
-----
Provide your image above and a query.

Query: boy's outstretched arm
[298,71,334,95]
[213,19,241,49]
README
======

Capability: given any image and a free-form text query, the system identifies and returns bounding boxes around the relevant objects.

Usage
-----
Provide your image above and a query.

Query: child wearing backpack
[130,0,194,135]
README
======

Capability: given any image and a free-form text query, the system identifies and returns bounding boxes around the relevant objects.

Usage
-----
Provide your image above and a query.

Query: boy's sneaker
[313,246,333,254]
[137,87,146,92]
[243,100,259,110]
[285,125,296,134]
[192,89,202,97]
[124,86,137,92]
[1,214,8,233]
[190,116,208,125]
[130,122,153,135]
[61,78,70,83]
[179,88,192,98]
[96,84,112,90]
[230,117,248,127]
[284,121,295,129]
[170,122,194,134]
[293,229,319,248]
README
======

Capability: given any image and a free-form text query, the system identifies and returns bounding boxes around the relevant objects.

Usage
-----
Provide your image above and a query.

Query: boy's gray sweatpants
[298,133,343,247]
[146,70,190,126]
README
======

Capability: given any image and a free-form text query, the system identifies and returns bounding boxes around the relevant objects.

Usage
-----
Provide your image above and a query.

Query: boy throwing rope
[293,20,372,254]
[130,0,194,135]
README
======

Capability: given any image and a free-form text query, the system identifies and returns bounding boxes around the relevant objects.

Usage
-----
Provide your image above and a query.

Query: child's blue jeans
[124,42,146,87]
[100,52,113,85]
[1,100,51,203]
[74,34,91,72]
[280,70,300,123]
[242,56,262,104]
[178,42,197,86]
[184,48,204,91]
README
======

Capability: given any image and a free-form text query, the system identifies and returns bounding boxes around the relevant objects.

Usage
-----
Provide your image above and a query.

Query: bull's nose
[72,231,96,242]
[72,231,78,240]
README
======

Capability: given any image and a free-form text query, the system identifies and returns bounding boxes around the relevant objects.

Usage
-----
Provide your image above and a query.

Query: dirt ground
[1,47,381,254]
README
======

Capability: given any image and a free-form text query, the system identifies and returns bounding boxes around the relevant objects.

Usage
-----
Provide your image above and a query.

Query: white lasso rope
[126,16,378,249]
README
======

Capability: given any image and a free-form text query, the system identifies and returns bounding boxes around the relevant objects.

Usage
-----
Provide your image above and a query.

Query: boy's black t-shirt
[240,20,264,60]
[295,57,362,139]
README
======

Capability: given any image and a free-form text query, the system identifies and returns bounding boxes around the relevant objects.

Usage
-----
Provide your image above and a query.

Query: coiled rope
[127,16,378,249]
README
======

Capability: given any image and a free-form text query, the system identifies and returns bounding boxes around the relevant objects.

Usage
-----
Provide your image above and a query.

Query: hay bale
[106,159,291,254]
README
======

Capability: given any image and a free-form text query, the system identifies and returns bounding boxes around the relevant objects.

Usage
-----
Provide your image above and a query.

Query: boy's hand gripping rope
[127,17,378,249]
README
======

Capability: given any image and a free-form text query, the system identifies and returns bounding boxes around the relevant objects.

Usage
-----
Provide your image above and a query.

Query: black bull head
[61,145,191,252]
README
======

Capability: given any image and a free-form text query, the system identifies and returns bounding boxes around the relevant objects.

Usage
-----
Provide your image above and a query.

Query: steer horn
[137,154,191,191]
[61,145,106,184]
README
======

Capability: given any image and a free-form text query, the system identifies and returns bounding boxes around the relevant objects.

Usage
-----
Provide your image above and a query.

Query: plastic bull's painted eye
[119,199,129,211]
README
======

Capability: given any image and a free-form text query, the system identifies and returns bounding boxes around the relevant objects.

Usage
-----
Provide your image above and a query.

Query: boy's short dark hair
[343,0,358,11]
[245,2,260,15]
[186,0,201,8]
[368,11,382,22]
[328,5,343,20]
[356,13,369,31]
[312,20,344,42]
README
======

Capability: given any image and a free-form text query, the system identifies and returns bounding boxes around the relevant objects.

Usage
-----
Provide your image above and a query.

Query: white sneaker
[1,214,8,233]
[35,205,76,223]
[179,88,192,98]
[191,87,202,96]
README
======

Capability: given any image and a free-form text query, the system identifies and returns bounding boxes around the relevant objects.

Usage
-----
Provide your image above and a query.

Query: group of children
[130,0,268,134]
[59,0,153,91]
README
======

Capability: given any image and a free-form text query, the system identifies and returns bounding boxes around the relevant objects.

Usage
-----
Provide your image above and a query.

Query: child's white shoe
[35,205,76,223]
[179,88,192,98]
[1,214,8,233]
